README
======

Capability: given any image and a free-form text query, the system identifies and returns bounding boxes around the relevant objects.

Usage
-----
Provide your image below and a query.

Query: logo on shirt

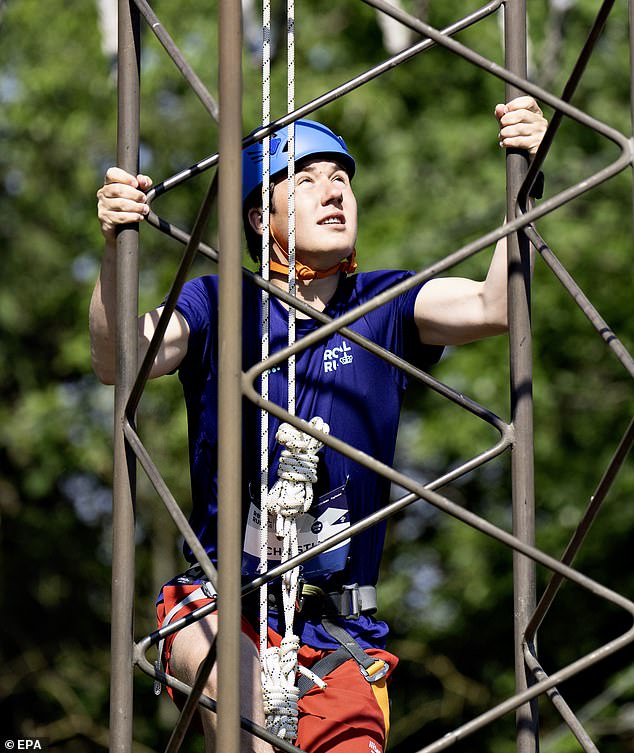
[323,339,353,372]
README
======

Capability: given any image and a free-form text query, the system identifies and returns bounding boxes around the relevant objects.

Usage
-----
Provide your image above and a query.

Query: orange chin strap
[269,249,357,281]
[267,227,357,281]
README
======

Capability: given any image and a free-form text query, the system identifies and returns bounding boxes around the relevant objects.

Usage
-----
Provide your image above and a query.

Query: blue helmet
[242,119,356,203]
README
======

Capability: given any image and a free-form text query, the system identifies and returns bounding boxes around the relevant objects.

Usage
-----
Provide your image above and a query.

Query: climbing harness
[153,572,216,696]
[153,569,389,711]
[266,581,389,699]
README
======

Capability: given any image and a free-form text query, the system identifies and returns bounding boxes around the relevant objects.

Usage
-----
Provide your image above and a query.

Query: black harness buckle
[340,583,361,620]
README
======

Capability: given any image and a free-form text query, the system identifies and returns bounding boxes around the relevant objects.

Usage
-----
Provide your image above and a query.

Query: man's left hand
[495,96,548,156]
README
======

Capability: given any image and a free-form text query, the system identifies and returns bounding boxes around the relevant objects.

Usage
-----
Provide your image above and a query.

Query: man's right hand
[96,167,153,243]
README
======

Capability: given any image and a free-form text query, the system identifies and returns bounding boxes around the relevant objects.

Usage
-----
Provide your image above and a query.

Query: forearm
[415,232,511,347]
[480,233,509,332]
[89,241,118,384]
[416,96,546,347]
[481,210,537,332]
[91,168,189,383]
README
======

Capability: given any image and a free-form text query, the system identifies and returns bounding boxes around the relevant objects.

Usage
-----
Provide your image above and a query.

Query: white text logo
[323,340,353,372]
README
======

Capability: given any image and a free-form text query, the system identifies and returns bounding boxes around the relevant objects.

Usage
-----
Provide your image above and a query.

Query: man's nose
[322,180,343,204]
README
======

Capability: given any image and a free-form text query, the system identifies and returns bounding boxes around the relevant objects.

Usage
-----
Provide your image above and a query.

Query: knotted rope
[260,417,329,740]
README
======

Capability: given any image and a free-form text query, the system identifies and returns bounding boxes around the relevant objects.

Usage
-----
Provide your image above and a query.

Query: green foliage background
[0,1,632,752]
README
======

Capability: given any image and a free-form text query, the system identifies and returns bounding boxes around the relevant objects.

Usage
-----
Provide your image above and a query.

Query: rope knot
[261,635,301,740]
[266,417,330,532]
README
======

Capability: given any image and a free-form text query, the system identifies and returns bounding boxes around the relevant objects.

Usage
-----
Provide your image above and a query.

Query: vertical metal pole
[217,1,243,752]
[630,0,634,229]
[503,2,538,752]
[110,2,140,752]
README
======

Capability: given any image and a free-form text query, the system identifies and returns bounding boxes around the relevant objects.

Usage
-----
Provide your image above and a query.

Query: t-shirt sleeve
[170,276,217,378]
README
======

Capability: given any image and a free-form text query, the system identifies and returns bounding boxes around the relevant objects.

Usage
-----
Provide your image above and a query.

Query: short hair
[243,186,263,263]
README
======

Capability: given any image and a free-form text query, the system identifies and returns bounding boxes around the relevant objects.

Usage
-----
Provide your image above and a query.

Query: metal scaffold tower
[109,1,634,752]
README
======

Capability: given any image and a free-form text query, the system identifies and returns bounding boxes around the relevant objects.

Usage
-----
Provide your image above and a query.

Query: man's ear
[247,207,264,236]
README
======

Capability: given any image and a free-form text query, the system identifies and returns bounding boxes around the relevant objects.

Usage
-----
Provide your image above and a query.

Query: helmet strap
[268,226,357,280]
[269,249,357,281]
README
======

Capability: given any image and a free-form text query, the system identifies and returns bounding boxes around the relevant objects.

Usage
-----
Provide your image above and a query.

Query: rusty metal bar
[631,0,634,231]
[216,1,243,751]
[143,161,632,418]
[520,0,616,202]
[133,642,306,753]
[132,392,634,752]
[503,2,539,752]
[123,422,218,586]
[125,173,219,418]
[134,502,634,723]
[526,417,634,641]
[524,650,600,753]
[132,0,219,120]
[110,3,140,753]
[143,0,505,201]
[525,225,634,376]
[360,0,627,148]
[237,389,633,634]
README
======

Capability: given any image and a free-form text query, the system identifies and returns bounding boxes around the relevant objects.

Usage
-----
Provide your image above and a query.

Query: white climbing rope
[258,0,272,674]
[258,1,331,741]
[286,0,297,418]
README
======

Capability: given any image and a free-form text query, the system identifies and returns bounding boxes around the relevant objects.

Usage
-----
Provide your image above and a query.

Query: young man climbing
[92,96,547,753]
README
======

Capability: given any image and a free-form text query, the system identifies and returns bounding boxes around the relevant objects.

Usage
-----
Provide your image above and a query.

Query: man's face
[268,158,358,270]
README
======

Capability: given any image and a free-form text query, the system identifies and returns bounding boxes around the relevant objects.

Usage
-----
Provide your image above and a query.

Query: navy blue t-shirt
[171,270,442,649]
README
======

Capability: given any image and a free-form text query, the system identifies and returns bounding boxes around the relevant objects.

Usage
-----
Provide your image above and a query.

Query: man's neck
[270,271,341,314]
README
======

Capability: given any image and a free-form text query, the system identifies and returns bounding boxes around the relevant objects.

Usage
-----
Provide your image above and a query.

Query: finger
[97,181,148,205]
[98,193,149,212]
[499,108,543,127]
[97,199,150,225]
[499,115,547,147]
[499,122,541,138]
[494,103,508,123]
[499,133,544,155]
[136,174,153,191]
[104,166,140,187]
[103,208,149,225]
[505,95,543,116]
